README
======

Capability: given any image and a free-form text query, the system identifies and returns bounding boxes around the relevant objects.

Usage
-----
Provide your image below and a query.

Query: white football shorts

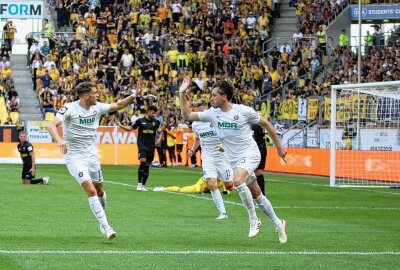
[202,154,233,183]
[65,153,103,185]
[231,147,261,180]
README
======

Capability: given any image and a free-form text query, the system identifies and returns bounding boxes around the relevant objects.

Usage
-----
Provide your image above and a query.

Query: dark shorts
[138,148,155,163]
[256,151,267,171]
[176,144,183,153]
[22,163,34,180]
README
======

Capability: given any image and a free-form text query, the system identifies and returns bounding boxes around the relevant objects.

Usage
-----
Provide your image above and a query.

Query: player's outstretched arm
[259,117,287,160]
[109,88,140,112]
[48,117,68,154]
[179,76,200,122]
[116,121,133,131]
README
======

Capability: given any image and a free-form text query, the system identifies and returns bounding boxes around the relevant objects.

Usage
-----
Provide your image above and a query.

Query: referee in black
[251,124,267,195]
[118,105,160,191]
[17,131,49,185]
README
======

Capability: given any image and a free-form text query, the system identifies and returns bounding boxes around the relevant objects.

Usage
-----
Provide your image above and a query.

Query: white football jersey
[198,104,260,162]
[56,101,110,153]
[191,121,222,158]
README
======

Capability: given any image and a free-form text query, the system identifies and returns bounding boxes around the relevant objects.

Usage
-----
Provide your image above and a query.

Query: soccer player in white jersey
[189,99,234,220]
[179,76,288,243]
[48,82,139,240]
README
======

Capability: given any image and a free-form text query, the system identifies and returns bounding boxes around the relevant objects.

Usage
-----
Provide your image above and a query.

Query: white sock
[211,190,226,215]
[235,183,258,221]
[255,195,282,228]
[98,192,107,210]
[88,196,111,231]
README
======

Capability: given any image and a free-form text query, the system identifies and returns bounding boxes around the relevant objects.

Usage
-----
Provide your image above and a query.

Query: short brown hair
[75,82,95,97]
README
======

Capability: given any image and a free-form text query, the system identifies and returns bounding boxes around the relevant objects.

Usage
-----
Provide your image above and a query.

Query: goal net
[329,81,400,187]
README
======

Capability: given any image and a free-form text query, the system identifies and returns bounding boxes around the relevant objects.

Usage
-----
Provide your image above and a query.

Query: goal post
[330,81,400,187]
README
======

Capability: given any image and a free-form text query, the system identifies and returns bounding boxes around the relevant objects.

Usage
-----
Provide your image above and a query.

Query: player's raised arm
[179,76,200,122]
[258,117,287,160]
[48,117,68,154]
[109,87,141,112]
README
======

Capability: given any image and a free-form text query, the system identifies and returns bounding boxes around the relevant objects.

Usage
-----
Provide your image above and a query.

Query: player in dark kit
[252,124,267,195]
[117,105,160,191]
[17,131,49,185]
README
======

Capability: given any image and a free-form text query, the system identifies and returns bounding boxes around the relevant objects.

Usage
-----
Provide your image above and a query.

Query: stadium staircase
[269,0,297,41]
[11,55,43,121]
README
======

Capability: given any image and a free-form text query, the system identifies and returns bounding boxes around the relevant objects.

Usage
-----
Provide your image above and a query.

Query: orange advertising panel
[266,147,400,182]
[266,148,330,176]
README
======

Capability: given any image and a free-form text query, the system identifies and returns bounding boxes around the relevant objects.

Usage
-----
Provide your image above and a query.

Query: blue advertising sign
[350,5,400,20]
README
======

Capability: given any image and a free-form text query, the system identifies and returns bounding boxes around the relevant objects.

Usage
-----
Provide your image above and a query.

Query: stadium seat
[0,111,8,124]
[45,112,55,121]
[0,102,6,114]
[9,112,19,124]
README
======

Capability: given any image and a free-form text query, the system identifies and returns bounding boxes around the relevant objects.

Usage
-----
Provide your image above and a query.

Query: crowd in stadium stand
[0,45,19,125]
[20,0,399,129]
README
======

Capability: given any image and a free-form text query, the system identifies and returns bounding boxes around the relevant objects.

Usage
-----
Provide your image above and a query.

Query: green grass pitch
[0,164,399,269]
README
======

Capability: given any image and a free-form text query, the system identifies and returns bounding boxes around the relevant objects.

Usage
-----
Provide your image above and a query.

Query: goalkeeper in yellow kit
[153,177,229,194]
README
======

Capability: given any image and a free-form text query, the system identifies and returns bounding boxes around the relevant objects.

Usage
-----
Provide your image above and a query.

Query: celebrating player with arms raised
[48,82,141,240]
[179,76,288,243]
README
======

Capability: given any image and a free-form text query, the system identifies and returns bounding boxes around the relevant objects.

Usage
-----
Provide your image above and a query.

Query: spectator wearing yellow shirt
[139,10,151,31]
[269,68,280,86]
[3,21,17,50]
[177,50,188,73]
[294,0,305,25]
[166,118,177,166]
[251,64,264,91]
[49,64,60,82]
[35,65,46,93]
[61,52,72,71]
[242,89,255,104]
[167,45,179,70]
[151,11,163,35]
[1,65,12,79]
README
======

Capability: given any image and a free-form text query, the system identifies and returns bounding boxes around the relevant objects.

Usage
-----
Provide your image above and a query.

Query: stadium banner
[324,95,369,122]
[27,121,53,143]
[297,98,307,121]
[0,1,44,19]
[350,5,400,20]
[277,99,298,120]
[255,100,271,120]
[307,98,319,121]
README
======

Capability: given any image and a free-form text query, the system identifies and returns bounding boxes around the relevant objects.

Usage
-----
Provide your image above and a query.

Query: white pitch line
[105,181,400,211]
[0,250,399,255]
